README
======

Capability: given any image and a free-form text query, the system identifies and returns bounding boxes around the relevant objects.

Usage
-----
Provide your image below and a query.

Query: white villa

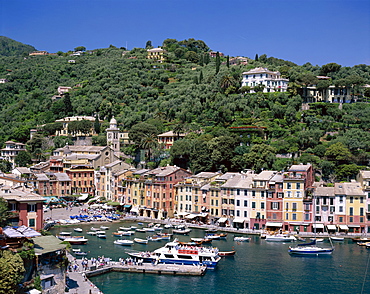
[241,67,289,93]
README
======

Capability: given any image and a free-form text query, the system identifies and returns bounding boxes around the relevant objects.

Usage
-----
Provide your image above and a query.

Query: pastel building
[241,67,289,93]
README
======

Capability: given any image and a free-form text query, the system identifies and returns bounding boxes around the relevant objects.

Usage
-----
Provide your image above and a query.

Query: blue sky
[1,0,369,66]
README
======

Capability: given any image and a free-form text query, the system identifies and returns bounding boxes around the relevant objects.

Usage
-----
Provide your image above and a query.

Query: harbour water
[52,222,370,294]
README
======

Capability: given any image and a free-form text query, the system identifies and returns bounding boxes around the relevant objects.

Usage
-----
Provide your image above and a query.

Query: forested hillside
[0,37,370,182]
[0,36,36,56]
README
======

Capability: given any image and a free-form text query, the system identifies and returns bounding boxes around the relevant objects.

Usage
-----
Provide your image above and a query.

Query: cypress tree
[199,71,203,83]
[255,54,259,61]
[226,55,230,68]
[216,51,220,74]
[94,115,101,134]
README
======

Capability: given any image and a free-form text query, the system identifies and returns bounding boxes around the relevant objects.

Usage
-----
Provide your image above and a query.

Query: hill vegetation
[0,36,36,57]
[0,37,370,182]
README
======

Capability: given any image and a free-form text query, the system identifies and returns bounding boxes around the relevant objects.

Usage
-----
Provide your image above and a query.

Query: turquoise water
[52,222,370,294]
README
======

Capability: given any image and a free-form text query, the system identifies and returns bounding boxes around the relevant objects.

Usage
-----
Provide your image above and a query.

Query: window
[360,207,364,216]
[287,183,291,189]
[360,197,364,203]
[349,217,353,223]
[286,202,289,211]
[296,183,300,189]
[296,191,301,198]
[244,200,248,207]
[350,197,353,203]
[244,211,247,217]
[28,219,35,227]
[339,206,343,212]
[292,203,297,212]
[252,191,256,197]
[292,214,297,220]
[27,204,36,212]
[236,200,240,206]
[272,202,279,210]
[304,213,310,221]
[349,207,353,216]
[339,217,343,222]
[252,202,256,208]
[287,191,292,198]
[272,213,277,220]
[261,191,265,198]
[286,213,289,220]
[261,202,265,209]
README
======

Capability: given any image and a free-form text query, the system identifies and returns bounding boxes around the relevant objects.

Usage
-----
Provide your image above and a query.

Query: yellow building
[147,48,166,62]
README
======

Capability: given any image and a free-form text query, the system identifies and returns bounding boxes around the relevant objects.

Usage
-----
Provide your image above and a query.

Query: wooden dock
[85,261,207,277]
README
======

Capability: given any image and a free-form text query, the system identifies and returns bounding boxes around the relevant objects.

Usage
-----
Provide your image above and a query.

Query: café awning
[338,224,349,230]
[266,222,283,227]
[130,207,139,213]
[233,218,245,223]
[217,217,228,223]
[312,224,324,229]
[326,225,337,230]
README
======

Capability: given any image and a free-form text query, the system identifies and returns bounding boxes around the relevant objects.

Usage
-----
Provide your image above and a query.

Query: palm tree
[140,133,158,162]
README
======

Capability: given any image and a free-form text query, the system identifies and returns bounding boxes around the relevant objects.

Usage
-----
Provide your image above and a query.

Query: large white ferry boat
[127,240,221,269]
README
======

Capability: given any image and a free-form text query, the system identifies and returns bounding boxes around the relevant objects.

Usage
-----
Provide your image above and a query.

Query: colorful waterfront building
[282,164,314,232]
[265,172,284,231]
[249,171,275,230]
[335,182,366,234]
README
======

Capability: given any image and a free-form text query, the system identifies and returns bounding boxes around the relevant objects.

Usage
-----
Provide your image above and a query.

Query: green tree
[242,144,276,173]
[320,62,341,75]
[14,150,32,167]
[255,54,259,61]
[226,55,230,68]
[335,164,361,181]
[129,122,158,145]
[94,116,101,134]
[0,160,12,173]
[325,142,352,162]
[145,40,153,49]
[74,46,86,52]
[0,197,12,227]
[215,52,220,74]
[63,93,73,116]
[0,250,25,294]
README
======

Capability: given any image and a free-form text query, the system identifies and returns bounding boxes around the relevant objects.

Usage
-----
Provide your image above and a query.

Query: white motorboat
[86,231,97,235]
[59,231,72,236]
[172,228,192,235]
[330,236,345,241]
[74,228,83,233]
[127,240,221,269]
[134,238,148,244]
[266,234,297,242]
[310,238,324,242]
[97,233,106,239]
[234,236,251,242]
[100,226,109,230]
[63,236,88,245]
[114,239,134,246]
[143,227,155,232]
[119,227,131,231]
[147,235,162,242]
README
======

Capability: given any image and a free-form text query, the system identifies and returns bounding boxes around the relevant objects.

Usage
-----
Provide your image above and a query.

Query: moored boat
[97,233,106,239]
[288,240,334,255]
[59,231,72,236]
[234,236,251,242]
[100,226,109,230]
[330,236,344,241]
[75,251,88,256]
[134,238,148,244]
[352,237,370,243]
[74,228,83,233]
[147,235,162,242]
[219,250,236,256]
[63,236,88,245]
[114,239,134,246]
[172,228,192,235]
[127,240,221,269]
[266,234,297,242]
